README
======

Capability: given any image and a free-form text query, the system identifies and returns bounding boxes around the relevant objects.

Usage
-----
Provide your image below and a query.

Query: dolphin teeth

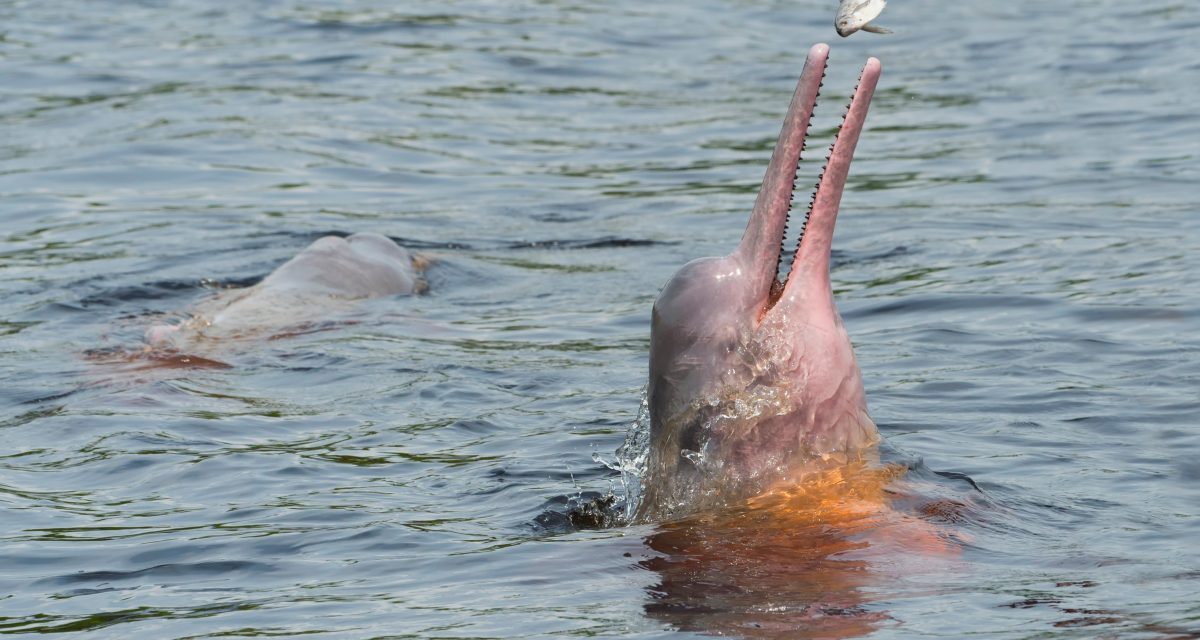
[776,60,829,291]
[782,58,872,295]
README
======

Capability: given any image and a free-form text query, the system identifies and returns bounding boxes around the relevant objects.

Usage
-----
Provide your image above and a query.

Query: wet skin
[637,44,882,522]
[131,232,422,366]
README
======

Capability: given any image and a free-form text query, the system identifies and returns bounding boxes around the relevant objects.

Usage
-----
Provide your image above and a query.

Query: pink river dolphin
[635,44,883,522]
[135,232,422,364]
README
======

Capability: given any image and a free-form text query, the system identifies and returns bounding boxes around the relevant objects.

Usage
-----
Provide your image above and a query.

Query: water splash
[591,387,652,522]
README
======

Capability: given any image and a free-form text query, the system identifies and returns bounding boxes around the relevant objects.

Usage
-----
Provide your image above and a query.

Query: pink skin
[144,232,421,350]
[636,44,882,522]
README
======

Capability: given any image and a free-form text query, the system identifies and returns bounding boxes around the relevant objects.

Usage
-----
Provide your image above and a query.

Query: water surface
[2,0,1198,637]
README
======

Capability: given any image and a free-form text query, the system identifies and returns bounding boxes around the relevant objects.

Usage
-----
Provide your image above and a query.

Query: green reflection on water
[0,601,267,634]
[476,256,615,273]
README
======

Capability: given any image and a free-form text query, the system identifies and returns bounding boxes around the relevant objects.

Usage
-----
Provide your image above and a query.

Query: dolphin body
[636,44,882,522]
[144,232,422,353]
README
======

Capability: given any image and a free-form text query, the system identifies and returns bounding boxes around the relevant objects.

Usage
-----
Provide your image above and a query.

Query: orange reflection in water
[641,461,960,639]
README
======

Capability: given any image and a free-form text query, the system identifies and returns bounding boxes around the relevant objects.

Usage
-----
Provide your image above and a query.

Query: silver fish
[835,0,892,37]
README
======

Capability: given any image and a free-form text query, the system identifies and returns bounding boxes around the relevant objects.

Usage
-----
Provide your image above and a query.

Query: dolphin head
[637,44,882,521]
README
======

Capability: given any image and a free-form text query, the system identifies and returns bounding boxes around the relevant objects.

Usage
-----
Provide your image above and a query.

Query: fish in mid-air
[836,0,892,36]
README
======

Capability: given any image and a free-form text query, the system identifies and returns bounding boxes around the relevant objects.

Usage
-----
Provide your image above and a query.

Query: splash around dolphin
[635,44,882,522]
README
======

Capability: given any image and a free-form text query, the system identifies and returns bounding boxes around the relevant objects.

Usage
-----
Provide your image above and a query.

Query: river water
[2,0,1198,637]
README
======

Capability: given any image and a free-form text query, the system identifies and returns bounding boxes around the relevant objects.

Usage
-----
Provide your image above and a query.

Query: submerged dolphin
[142,232,422,357]
[636,44,882,522]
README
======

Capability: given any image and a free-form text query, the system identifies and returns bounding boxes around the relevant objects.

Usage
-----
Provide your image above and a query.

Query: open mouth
[741,44,881,316]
